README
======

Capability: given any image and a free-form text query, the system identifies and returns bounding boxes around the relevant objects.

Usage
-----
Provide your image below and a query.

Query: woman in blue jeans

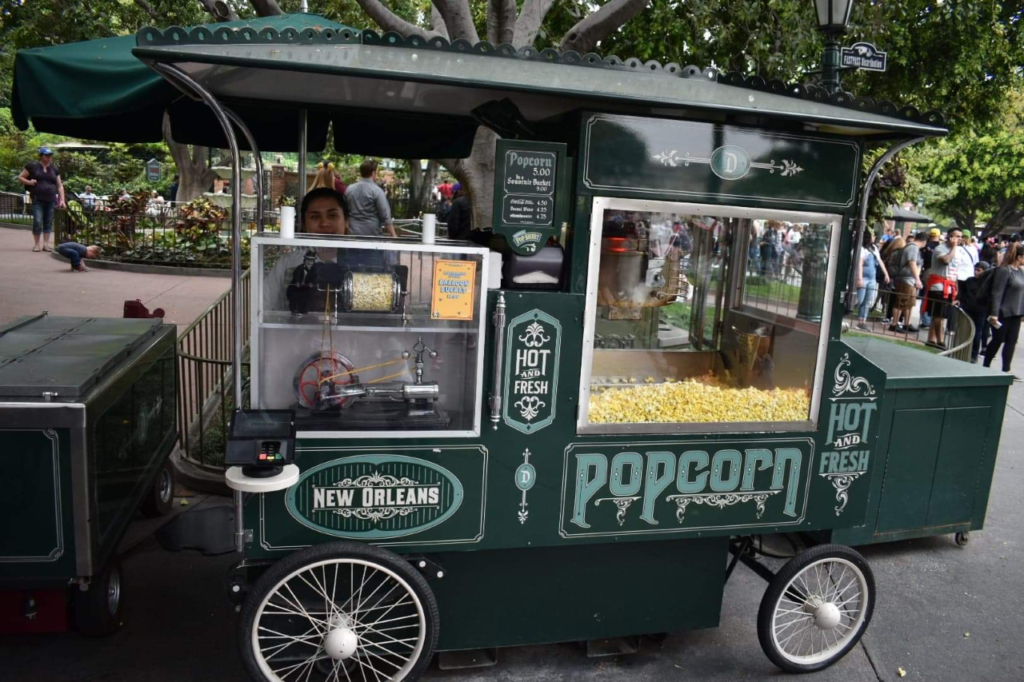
[17,147,66,252]
[855,230,888,331]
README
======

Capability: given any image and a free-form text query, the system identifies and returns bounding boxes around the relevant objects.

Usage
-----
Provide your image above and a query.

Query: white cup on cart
[421,213,436,245]
[279,205,296,239]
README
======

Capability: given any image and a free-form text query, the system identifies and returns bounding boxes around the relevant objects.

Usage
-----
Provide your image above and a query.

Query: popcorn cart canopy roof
[12,16,947,158]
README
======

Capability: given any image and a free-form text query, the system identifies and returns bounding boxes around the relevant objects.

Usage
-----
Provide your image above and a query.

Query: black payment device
[226,409,296,478]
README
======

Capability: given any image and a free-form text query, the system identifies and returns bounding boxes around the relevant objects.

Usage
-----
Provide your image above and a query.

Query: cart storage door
[876,402,991,533]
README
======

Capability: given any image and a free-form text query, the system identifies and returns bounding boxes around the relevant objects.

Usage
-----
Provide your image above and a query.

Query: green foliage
[912,127,1024,235]
[175,196,228,243]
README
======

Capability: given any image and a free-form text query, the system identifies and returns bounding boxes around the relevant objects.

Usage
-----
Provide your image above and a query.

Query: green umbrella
[11,13,348,151]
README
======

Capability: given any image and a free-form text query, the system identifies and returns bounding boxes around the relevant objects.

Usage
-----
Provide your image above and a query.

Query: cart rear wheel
[239,542,439,682]
[954,532,970,547]
[141,459,175,518]
[757,544,874,673]
[73,556,124,637]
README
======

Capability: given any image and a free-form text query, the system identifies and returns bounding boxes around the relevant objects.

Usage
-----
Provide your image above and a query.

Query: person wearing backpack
[892,231,926,333]
[957,261,992,363]
[983,242,1024,377]
[881,236,905,325]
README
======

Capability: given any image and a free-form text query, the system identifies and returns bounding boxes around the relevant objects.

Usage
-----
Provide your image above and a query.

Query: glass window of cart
[252,237,486,436]
[579,199,838,432]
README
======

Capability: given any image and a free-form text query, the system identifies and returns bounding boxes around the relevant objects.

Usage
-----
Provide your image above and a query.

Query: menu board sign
[493,140,568,256]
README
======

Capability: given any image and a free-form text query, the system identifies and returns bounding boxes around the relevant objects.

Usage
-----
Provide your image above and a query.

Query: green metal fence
[177,269,250,470]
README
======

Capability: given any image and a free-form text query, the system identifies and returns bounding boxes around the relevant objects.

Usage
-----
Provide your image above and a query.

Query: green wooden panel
[579,114,861,209]
[431,538,726,650]
[0,428,76,582]
[926,406,990,527]
[875,408,943,533]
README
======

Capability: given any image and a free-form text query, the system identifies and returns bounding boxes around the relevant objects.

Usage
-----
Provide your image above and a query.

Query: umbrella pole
[297,110,308,198]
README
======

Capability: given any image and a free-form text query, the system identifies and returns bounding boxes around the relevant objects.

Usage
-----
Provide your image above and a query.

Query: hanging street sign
[841,42,888,72]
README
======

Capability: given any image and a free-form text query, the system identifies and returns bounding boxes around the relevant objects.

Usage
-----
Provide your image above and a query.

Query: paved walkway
[0,227,230,334]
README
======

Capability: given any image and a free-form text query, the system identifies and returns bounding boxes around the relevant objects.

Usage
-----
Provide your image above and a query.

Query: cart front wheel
[239,542,439,682]
[141,459,175,518]
[73,556,124,636]
[757,544,875,673]
[954,532,970,547]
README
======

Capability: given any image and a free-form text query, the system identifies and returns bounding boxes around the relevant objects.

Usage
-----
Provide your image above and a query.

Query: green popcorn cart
[0,314,177,636]
[123,21,1007,681]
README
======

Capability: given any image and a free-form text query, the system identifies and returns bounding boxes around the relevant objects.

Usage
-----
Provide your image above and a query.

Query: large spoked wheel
[239,542,439,682]
[757,544,875,673]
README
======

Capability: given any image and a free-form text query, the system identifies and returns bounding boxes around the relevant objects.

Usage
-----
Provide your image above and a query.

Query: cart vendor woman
[263,188,348,311]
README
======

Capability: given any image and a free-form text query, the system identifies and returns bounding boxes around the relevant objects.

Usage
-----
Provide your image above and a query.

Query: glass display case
[251,235,490,437]
[578,198,841,434]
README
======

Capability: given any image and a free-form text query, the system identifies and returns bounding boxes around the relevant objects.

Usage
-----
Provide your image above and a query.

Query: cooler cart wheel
[73,555,124,637]
[955,532,970,547]
[239,542,439,682]
[757,544,875,673]
[141,459,175,518]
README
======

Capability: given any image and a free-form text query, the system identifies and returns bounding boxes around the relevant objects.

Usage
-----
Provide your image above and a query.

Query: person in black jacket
[957,261,991,363]
[446,182,472,240]
[984,243,1024,376]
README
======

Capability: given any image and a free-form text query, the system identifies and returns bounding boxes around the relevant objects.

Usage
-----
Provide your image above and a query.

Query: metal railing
[844,287,976,362]
[177,269,251,469]
[0,191,30,223]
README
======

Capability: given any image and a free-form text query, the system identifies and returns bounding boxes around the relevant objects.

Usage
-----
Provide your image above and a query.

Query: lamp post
[814,0,854,94]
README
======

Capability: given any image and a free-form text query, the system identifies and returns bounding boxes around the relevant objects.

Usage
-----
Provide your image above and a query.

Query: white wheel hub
[323,626,359,660]
[814,602,841,630]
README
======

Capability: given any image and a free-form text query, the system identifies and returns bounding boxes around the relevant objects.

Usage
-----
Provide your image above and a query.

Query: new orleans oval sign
[286,455,464,540]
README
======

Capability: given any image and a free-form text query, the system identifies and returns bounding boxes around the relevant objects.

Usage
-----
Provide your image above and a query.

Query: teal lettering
[858,451,870,471]
[677,450,709,494]
[843,404,860,431]
[826,402,844,444]
[610,452,643,497]
[741,448,773,491]
[820,451,834,475]
[640,451,675,525]
[840,451,851,472]
[710,449,742,492]
[571,454,607,529]
[859,403,877,441]
[772,448,802,517]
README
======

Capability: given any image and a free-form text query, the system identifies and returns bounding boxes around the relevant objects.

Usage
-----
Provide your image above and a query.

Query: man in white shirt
[79,186,98,211]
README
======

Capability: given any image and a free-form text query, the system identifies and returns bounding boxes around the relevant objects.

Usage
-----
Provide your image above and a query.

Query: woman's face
[302,196,346,235]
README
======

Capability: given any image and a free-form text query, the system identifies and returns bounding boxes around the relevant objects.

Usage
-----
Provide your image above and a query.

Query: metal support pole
[224,108,264,235]
[846,137,927,312]
[152,62,247,553]
[821,38,842,95]
[297,110,308,199]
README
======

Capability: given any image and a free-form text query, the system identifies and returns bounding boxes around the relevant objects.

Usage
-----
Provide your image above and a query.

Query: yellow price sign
[431,259,477,320]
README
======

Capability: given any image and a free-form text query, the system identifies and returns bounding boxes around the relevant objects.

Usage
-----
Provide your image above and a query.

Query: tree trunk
[408,160,441,217]
[163,114,216,203]
[444,128,498,230]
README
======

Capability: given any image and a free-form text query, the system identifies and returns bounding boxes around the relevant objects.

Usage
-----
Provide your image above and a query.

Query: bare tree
[352,0,650,226]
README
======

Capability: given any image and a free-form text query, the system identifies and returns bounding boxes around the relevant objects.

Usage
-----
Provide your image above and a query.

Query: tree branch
[197,0,238,22]
[487,0,516,44]
[249,0,284,17]
[559,0,649,54]
[133,0,161,22]
[353,0,441,39]
[433,0,480,43]
[513,0,556,48]
[431,5,449,41]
